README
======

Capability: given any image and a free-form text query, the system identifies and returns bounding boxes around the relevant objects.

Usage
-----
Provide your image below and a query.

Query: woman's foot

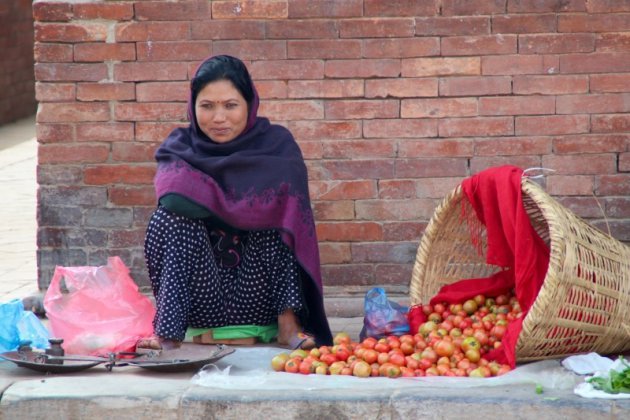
[136,336,182,352]
[277,309,316,350]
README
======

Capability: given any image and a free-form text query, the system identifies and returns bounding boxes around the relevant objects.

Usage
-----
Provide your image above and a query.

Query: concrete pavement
[0,116,629,419]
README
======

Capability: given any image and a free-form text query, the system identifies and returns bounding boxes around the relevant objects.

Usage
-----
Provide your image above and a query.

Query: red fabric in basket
[428,165,549,368]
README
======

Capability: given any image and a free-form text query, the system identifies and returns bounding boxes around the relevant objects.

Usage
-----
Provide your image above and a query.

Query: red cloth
[426,166,549,367]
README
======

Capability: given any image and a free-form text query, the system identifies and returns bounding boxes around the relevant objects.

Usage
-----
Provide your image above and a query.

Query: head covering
[153,56,332,345]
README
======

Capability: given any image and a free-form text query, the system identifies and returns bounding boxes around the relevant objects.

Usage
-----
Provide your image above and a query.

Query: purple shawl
[153,79,332,345]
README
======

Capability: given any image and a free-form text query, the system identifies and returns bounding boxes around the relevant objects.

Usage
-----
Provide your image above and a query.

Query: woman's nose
[212,109,226,122]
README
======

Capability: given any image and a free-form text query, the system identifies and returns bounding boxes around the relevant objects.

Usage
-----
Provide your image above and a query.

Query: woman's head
[190,55,258,143]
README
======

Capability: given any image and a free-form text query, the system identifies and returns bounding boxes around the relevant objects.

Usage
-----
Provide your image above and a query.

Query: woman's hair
[191,55,255,107]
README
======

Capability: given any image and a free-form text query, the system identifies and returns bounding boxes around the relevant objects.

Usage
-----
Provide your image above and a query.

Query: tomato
[418,321,438,337]
[427,312,442,323]
[389,352,406,366]
[284,357,300,373]
[434,303,446,314]
[289,349,308,359]
[377,351,389,365]
[434,340,455,357]
[400,341,415,355]
[299,360,313,375]
[461,337,480,352]
[315,364,328,375]
[329,361,346,375]
[465,348,481,363]
[462,299,478,315]
[271,353,290,372]
[362,349,378,364]
[361,337,377,349]
[333,332,351,345]
[374,339,390,353]
[421,304,433,316]
[352,360,371,377]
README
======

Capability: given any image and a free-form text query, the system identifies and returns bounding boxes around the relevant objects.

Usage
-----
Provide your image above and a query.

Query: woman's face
[194,79,248,143]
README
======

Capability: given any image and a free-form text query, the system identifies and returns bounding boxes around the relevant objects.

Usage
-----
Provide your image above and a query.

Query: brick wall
[33,0,630,292]
[0,0,36,125]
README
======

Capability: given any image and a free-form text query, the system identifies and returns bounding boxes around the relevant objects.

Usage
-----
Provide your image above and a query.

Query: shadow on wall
[0,0,37,127]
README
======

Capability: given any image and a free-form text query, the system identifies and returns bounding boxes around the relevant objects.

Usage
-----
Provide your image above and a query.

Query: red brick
[481,55,545,75]
[322,140,396,159]
[73,3,134,20]
[298,141,322,159]
[377,180,416,199]
[35,22,108,43]
[587,0,630,13]
[320,264,375,286]
[288,39,361,59]
[110,186,156,206]
[312,200,354,220]
[363,38,440,59]
[114,62,189,82]
[415,17,490,36]
[513,75,588,94]
[471,156,541,174]
[258,100,323,121]
[366,78,437,99]
[401,98,477,118]
[515,115,590,136]
[288,0,363,18]
[256,81,288,99]
[383,221,427,241]
[136,82,188,102]
[34,43,73,62]
[364,119,437,138]
[266,20,337,39]
[508,0,585,13]
[250,60,324,80]
[604,197,630,218]
[212,1,288,19]
[39,144,110,164]
[474,136,552,156]
[289,121,362,141]
[557,93,630,114]
[597,175,630,195]
[136,0,211,21]
[339,18,414,38]
[558,14,630,33]
[442,0,507,15]
[318,243,351,265]
[76,83,135,102]
[136,122,188,142]
[395,158,468,178]
[74,43,136,62]
[115,103,187,122]
[288,80,363,99]
[591,115,630,133]
[76,122,135,142]
[325,59,400,78]
[541,154,616,175]
[84,165,155,185]
[596,33,630,53]
[32,2,73,22]
[398,138,474,157]
[553,134,627,153]
[325,100,398,120]
[136,41,211,62]
[36,123,74,143]
[519,34,595,54]
[479,96,555,116]
[439,76,511,96]
[314,160,395,180]
[310,180,377,200]
[112,142,160,162]
[591,74,630,93]
[561,53,630,74]
[402,57,479,77]
[35,63,108,82]
[546,175,595,196]
[351,242,415,263]
[316,222,383,242]
[191,20,264,40]
[213,40,286,60]
[35,83,76,102]
[110,228,149,247]
[115,22,191,42]
[555,196,607,219]
[491,14,556,33]
[442,35,517,56]
[621,152,630,172]
[364,0,439,16]
[37,102,110,123]
[439,117,513,137]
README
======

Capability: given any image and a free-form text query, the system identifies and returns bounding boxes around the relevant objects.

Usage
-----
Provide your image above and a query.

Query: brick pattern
[0,0,37,125]
[32,0,630,290]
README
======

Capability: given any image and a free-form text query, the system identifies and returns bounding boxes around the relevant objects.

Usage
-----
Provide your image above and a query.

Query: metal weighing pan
[0,351,104,374]
[128,343,235,372]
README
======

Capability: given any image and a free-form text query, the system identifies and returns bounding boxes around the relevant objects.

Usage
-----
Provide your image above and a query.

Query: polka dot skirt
[144,206,304,341]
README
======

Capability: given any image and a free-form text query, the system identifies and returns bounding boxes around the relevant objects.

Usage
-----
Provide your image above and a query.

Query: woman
[138,55,333,351]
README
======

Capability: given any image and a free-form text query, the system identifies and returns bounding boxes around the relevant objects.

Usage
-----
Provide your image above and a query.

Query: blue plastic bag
[0,299,50,353]
[359,287,409,340]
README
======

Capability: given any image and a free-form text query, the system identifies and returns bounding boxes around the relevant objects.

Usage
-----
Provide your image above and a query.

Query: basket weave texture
[410,177,630,361]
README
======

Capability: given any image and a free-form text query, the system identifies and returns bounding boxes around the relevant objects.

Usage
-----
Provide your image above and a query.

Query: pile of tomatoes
[271,292,523,378]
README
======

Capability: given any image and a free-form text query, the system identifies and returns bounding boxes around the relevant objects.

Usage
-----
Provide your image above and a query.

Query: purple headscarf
[153,56,332,345]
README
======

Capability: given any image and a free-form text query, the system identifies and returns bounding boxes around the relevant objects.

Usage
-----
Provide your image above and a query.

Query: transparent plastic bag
[43,257,155,356]
[360,287,409,340]
[0,299,50,353]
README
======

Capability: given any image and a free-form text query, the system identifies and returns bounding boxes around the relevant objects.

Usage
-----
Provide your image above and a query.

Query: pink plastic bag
[44,257,155,356]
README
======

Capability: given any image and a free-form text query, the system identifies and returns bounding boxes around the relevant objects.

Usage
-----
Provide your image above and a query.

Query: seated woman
[138,55,333,351]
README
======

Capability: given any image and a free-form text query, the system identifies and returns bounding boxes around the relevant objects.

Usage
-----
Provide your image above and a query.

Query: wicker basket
[410,177,630,361]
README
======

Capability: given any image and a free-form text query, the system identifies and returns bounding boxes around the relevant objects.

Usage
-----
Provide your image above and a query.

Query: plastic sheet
[0,299,49,352]
[360,287,409,340]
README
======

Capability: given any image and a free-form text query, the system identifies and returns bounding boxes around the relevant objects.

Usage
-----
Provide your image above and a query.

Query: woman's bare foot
[277,309,316,350]
[136,336,182,351]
